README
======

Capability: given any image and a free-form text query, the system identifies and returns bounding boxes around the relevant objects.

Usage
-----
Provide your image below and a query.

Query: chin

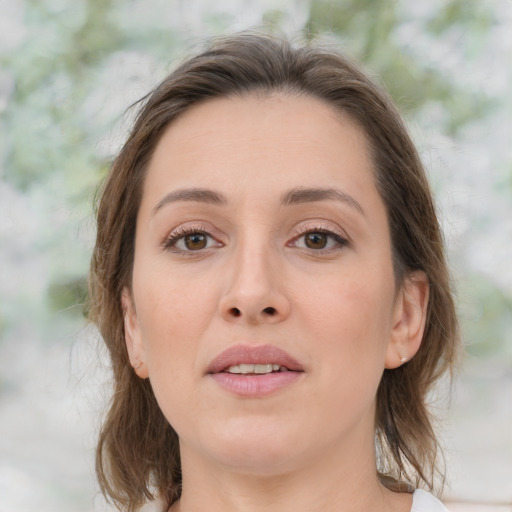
[202,415,307,474]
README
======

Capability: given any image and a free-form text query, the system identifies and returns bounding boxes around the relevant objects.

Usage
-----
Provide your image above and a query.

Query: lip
[207,344,304,374]
[207,344,304,398]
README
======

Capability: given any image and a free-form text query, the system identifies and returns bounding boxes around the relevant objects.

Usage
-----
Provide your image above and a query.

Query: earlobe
[385,271,429,369]
[121,288,149,379]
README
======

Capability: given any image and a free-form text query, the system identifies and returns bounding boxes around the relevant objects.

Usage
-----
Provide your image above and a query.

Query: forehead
[141,93,379,210]
[153,93,368,158]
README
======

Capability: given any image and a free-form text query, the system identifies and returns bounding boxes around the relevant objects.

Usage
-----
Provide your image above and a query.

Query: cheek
[299,272,394,339]
[133,265,219,373]
[295,270,395,388]
[133,279,217,430]
[278,275,394,446]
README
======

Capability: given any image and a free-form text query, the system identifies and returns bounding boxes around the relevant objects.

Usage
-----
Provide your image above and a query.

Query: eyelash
[291,226,349,253]
[163,225,220,253]
[162,224,349,254]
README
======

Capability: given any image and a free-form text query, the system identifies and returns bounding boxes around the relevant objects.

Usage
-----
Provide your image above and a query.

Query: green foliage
[0,0,156,338]
[3,1,124,189]
[427,0,494,35]
[305,0,493,134]
[262,9,288,27]
[47,276,88,317]
[459,273,512,358]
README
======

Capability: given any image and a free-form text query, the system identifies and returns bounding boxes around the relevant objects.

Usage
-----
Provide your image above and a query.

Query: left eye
[294,231,346,251]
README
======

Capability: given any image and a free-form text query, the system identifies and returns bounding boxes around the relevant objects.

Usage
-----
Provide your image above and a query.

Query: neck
[170,437,411,512]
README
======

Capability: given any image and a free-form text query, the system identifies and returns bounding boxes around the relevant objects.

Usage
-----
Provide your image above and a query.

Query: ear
[121,287,149,379]
[385,271,429,369]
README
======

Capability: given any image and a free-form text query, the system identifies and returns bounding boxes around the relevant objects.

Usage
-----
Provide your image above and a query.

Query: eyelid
[294,221,350,241]
[162,222,223,252]
[289,221,350,251]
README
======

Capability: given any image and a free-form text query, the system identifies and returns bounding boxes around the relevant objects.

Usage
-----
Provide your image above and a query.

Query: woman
[89,32,459,512]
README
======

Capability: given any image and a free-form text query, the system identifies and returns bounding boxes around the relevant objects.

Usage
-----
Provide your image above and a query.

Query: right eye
[164,228,222,253]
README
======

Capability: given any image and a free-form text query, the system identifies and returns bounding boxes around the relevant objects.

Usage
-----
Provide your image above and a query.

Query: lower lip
[210,371,302,398]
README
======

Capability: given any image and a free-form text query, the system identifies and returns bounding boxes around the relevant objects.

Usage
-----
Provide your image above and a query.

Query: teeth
[226,364,282,374]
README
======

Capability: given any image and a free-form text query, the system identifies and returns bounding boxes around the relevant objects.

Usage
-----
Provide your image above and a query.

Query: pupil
[185,233,207,250]
[305,233,327,249]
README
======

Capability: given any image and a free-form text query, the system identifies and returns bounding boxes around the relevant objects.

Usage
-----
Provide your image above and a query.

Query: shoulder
[411,489,449,512]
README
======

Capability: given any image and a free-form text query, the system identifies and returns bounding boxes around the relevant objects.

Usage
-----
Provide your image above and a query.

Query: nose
[218,244,291,325]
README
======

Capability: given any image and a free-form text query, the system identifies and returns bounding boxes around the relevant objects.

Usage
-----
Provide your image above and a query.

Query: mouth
[207,344,304,397]
[223,363,292,375]
[207,344,304,375]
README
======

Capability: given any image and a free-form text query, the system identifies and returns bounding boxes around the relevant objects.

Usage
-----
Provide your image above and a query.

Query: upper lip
[207,344,304,374]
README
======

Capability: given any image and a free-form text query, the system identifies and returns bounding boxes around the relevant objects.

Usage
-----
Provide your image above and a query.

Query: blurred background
[0,0,511,510]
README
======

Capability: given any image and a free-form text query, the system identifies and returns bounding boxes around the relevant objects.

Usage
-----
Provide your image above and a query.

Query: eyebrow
[152,188,227,216]
[280,187,366,217]
[152,186,366,217]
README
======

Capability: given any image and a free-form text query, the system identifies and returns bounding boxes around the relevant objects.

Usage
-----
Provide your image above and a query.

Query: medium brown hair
[89,32,459,511]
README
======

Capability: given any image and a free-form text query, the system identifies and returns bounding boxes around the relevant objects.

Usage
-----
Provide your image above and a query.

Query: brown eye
[291,228,348,253]
[164,228,223,253]
[184,233,208,250]
[304,232,328,249]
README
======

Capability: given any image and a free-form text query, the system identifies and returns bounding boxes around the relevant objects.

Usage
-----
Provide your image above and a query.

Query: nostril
[226,306,279,319]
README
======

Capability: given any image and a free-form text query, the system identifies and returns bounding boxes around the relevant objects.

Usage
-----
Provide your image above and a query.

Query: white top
[412,489,448,511]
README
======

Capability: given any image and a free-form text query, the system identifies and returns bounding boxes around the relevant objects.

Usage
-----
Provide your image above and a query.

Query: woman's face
[123,94,427,475]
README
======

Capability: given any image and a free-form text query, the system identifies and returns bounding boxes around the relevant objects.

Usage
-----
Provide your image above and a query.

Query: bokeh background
[0,0,511,510]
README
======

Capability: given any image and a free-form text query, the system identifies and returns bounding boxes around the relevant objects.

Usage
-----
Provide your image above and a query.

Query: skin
[122,94,429,512]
